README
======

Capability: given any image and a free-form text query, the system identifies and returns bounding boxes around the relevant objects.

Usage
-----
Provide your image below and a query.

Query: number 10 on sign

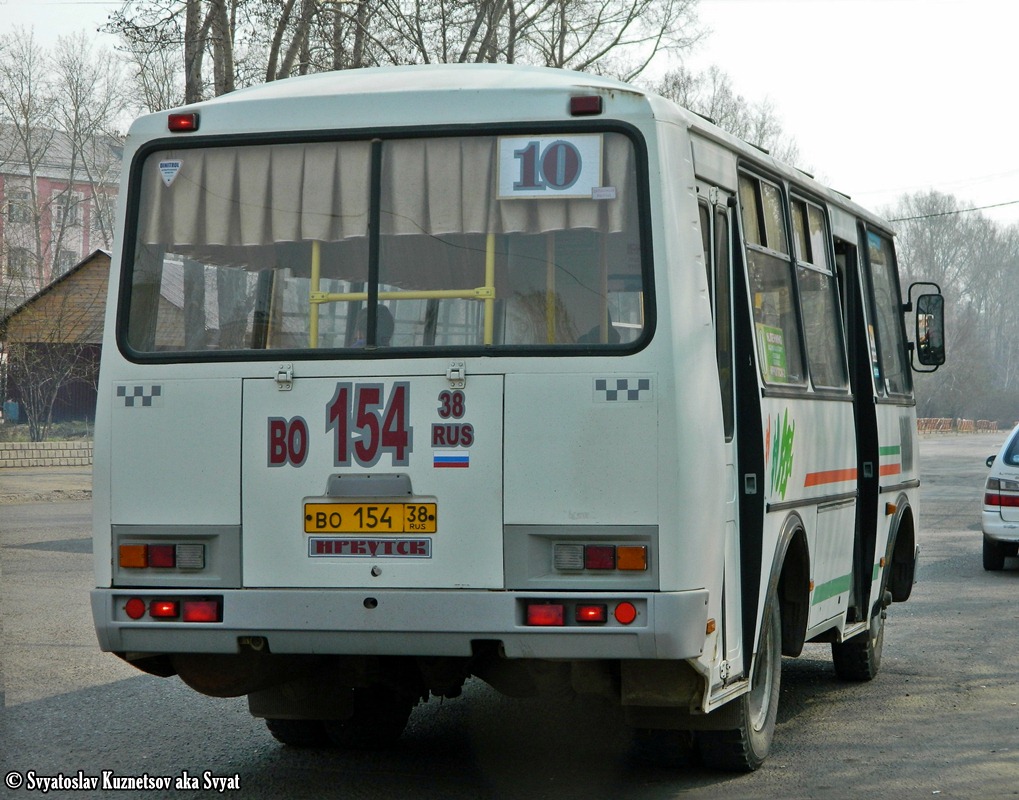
[497,134,603,199]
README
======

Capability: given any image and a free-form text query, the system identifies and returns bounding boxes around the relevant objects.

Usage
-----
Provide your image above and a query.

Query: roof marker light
[570,95,603,116]
[168,112,200,132]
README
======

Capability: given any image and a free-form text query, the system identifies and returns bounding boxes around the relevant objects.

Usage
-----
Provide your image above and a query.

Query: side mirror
[987,455,997,468]
[915,293,946,367]
[906,283,945,371]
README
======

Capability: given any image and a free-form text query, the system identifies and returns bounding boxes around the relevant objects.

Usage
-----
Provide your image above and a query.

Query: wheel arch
[886,496,918,603]
[766,513,811,658]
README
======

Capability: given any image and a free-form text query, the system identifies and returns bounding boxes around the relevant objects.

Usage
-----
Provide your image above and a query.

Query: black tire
[983,537,1007,571]
[696,600,782,772]
[322,688,415,750]
[832,604,885,682]
[264,718,329,748]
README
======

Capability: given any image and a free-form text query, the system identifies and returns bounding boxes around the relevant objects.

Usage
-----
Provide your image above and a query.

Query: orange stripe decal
[879,463,902,477]
[804,468,857,487]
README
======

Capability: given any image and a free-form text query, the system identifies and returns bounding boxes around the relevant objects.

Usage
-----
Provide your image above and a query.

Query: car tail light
[985,477,1019,507]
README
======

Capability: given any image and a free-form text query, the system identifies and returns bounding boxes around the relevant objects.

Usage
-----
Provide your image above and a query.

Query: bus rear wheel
[696,599,781,772]
[832,596,886,682]
[264,718,329,748]
[322,687,415,749]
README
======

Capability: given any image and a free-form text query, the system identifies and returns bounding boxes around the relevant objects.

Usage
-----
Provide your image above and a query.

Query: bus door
[834,231,880,624]
[699,187,742,679]
[240,370,506,589]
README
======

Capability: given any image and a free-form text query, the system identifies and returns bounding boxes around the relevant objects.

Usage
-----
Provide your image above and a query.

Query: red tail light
[575,604,607,624]
[526,603,565,626]
[183,599,221,623]
[149,600,180,619]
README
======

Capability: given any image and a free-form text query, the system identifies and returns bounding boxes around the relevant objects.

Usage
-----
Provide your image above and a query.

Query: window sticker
[159,160,182,187]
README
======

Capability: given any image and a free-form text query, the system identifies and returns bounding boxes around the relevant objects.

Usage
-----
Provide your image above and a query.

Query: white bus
[91,64,944,771]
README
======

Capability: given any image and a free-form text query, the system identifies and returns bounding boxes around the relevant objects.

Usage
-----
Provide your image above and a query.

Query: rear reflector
[526,603,565,626]
[575,604,608,624]
[183,600,221,623]
[614,602,638,625]
[124,597,146,620]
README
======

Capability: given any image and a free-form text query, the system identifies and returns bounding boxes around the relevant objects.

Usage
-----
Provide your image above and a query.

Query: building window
[6,247,34,278]
[55,248,78,275]
[53,191,83,226]
[6,189,33,224]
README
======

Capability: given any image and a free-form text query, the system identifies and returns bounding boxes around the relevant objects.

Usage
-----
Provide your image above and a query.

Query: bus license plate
[304,502,437,534]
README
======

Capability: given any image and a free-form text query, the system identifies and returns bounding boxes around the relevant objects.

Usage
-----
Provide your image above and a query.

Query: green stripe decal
[879,445,901,456]
[811,574,852,605]
[873,563,881,582]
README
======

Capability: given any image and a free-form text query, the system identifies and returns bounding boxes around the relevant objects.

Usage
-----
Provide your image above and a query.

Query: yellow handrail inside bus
[309,239,321,349]
[307,233,499,346]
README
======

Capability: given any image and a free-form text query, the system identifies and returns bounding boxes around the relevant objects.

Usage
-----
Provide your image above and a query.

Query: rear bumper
[981,511,1019,542]
[92,587,709,661]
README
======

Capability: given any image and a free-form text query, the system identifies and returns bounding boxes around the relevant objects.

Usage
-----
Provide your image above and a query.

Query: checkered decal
[116,384,163,408]
[594,377,652,402]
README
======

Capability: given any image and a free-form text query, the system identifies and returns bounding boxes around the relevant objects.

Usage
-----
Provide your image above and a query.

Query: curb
[0,441,94,468]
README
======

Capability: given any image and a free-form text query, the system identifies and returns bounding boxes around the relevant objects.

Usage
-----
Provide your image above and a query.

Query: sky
[4,0,1018,225]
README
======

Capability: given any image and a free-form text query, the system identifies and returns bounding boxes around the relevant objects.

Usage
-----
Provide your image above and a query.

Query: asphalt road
[1,433,1017,799]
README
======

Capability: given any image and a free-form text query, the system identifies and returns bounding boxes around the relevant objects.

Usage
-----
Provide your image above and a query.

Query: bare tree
[0,31,55,295]
[650,64,800,164]
[109,0,704,105]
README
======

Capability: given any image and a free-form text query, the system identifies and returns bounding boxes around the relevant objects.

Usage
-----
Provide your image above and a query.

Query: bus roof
[131,63,892,232]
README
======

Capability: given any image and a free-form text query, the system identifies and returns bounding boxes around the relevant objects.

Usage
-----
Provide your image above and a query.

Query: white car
[982,423,1019,570]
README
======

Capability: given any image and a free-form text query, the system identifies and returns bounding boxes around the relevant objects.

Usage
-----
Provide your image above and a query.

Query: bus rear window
[122,132,647,356]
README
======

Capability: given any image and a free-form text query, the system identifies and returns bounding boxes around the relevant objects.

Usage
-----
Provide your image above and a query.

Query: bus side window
[738,173,806,386]
[790,198,848,390]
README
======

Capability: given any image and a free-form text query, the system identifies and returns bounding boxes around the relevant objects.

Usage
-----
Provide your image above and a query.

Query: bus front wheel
[696,599,782,772]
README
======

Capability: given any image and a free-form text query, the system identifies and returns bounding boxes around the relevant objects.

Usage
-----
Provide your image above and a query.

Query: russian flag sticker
[434,450,470,468]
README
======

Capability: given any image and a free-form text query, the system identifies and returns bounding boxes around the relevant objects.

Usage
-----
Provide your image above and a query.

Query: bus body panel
[241,372,505,589]
[109,378,242,526]
[87,65,933,768]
